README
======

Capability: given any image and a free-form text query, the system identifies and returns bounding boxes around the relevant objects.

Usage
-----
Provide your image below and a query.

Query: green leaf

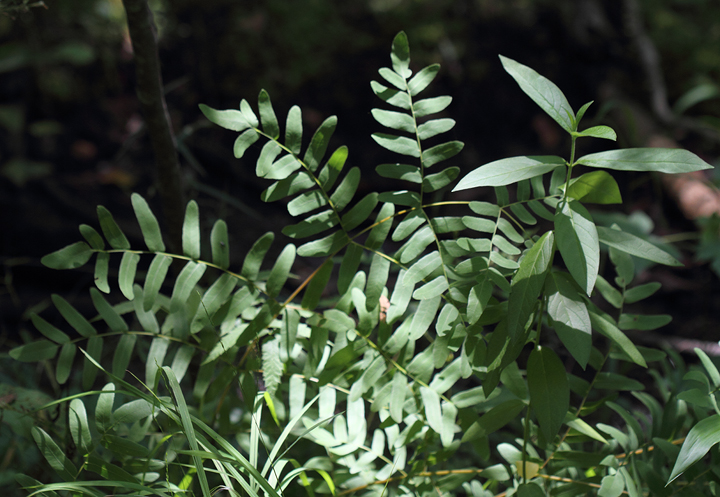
[413,275,448,300]
[565,170,622,204]
[233,128,259,158]
[31,314,69,344]
[288,190,327,217]
[378,190,421,207]
[192,272,237,332]
[258,89,279,139]
[397,225,435,263]
[500,55,574,133]
[366,253,390,309]
[389,371,407,423]
[405,250,443,285]
[590,310,647,368]
[618,313,671,331]
[95,382,114,433]
[575,101,593,125]
[371,80,411,109]
[668,414,720,484]
[143,254,172,312]
[624,282,661,304]
[94,252,110,293]
[409,295,441,340]
[546,272,592,368]
[371,133,420,157]
[32,427,77,480]
[528,346,569,442]
[83,336,103,390]
[97,205,130,249]
[413,96,452,117]
[468,274,493,325]
[453,156,564,190]
[285,105,302,155]
[113,398,154,424]
[420,386,443,436]
[555,199,599,295]
[337,243,364,295]
[379,65,407,91]
[209,220,229,269]
[577,148,713,173]
[390,31,411,78]
[131,193,165,252]
[240,98,259,127]
[262,171,315,202]
[330,166,360,212]
[169,261,207,313]
[41,242,93,270]
[341,192,378,231]
[376,163,422,183]
[327,144,349,172]
[242,232,274,280]
[282,209,339,238]
[69,399,92,454]
[696,348,720,388]
[112,334,136,379]
[422,141,464,168]
[461,399,526,442]
[594,372,644,391]
[418,118,455,140]
[182,200,200,260]
[90,288,127,332]
[408,64,440,96]
[266,244,295,298]
[598,474,625,497]
[304,116,337,172]
[171,344,195,382]
[79,224,105,249]
[199,104,250,131]
[575,125,617,141]
[10,339,58,362]
[266,154,303,180]
[517,483,546,497]
[52,294,96,337]
[597,226,682,266]
[262,335,282,397]
[371,108,415,133]
[118,252,140,300]
[507,231,554,339]
[301,259,334,310]
[145,337,168,387]
[297,231,348,257]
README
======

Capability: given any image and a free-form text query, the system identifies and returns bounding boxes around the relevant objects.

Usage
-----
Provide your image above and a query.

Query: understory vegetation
[7,32,720,497]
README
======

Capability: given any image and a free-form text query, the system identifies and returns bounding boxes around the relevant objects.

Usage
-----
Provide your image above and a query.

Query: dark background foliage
[1,0,720,470]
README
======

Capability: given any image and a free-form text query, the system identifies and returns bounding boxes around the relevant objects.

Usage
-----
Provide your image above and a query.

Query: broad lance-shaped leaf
[262,335,282,397]
[32,427,77,480]
[528,346,569,442]
[304,116,337,172]
[453,156,564,190]
[372,133,420,157]
[500,55,574,133]
[554,199,599,295]
[576,148,713,173]
[390,31,411,79]
[371,108,415,133]
[596,226,682,266]
[258,89,279,139]
[589,309,647,368]
[546,272,591,369]
[668,413,720,484]
[408,64,440,96]
[285,105,302,155]
[574,125,616,141]
[507,231,554,340]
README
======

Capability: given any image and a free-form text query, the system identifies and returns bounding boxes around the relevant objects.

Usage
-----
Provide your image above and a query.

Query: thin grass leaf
[41,241,93,270]
[94,251,110,293]
[118,251,140,300]
[52,294,96,337]
[162,366,212,497]
[131,193,165,252]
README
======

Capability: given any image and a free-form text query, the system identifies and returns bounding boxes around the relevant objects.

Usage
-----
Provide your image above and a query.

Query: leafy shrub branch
[9,32,720,497]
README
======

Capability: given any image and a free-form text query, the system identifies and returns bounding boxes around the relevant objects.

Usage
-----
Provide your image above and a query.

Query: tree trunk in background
[122,0,185,252]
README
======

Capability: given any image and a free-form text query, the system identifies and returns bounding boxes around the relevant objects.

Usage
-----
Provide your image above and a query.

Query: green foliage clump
[7,32,720,497]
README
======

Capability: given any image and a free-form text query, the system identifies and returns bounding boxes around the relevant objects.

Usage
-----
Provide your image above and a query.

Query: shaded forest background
[2,0,720,443]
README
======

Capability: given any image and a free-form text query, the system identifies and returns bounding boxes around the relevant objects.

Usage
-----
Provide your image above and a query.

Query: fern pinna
[14,31,718,497]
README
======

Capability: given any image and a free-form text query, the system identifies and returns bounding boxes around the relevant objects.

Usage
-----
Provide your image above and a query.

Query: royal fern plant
[10,32,720,497]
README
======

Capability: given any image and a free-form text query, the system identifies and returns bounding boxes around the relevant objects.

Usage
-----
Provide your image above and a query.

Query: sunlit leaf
[453,156,564,190]
[372,133,420,157]
[589,310,647,368]
[241,232,274,279]
[262,335,282,397]
[575,125,617,141]
[422,141,463,168]
[408,64,440,96]
[182,200,201,259]
[199,104,250,131]
[69,399,93,454]
[376,163,422,183]
[56,342,75,382]
[90,288,127,332]
[565,170,622,204]
[32,427,77,480]
[500,55,574,132]
[118,251,140,300]
[668,414,720,484]
[372,108,415,133]
[330,167,360,212]
[390,31,411,78]
[234,128,259,158]
[546,272,591,368]
[169,261,207,313]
